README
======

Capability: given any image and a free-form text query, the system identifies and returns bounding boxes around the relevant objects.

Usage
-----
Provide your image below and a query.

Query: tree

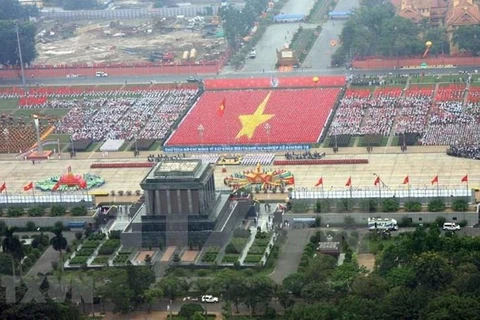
[191,311,206,320]
[0,20,37,67]
[62,0,98,10]
[50,228,67,272]
[213,269,246,313]
[0,252,14,275]
[242,275,275,315]
[143,288,163,313]
[194,279,211,316]
[178,303,204,319]
[421,294,480,320]
[413,252,453,290]
[283,273,307,297]
[453,25,480,56]
[158,276,179,300]
[0,301,82,320]
[127,264,155,306]
[2,227,24,261]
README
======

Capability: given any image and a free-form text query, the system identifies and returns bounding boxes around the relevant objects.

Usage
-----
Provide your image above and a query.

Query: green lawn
[0,99,19,110]
[149,141,162,151]
[410,75,439,84]
[86,142,101,152]
[439,75,466,83]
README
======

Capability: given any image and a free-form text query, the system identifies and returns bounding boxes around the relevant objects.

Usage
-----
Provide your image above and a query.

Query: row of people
[55,89,198,141]
[284,151,325,160]
[447,145,480,160]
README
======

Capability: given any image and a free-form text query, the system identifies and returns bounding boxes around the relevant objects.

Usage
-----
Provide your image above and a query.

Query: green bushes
[28,206,45,217]
[244,254,263,264]
[97,239,120,255]
[337,199,354,212]
[225,238,248,254]
[70,256,89,265]
[92,256,110,265]
[452,199,469,212]
[404,201,422,212]
[88,233,106,241]
[82,240,100,249]
[232,228,251,238]
[50,205,66,216]
[76,248,95,256]
[382,199,399,212]
[315,200,331,213]
[435,216,446,227]
[222,254,240,263]
[113,252,130,265]
[7,207,23,217]
[291,201,308,213]
[428,200,445,212]
[360,199,378,212]
[70,206,88,216]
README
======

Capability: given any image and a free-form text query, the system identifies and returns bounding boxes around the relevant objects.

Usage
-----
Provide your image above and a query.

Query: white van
[443,222,460,231]
[95,71,108,77]
[368,218,398,231]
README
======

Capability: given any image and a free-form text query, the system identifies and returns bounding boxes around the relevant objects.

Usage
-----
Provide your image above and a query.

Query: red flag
[461,175,468,183]
[431,175,439,185]
[52,182,60,191]
[374,176,380,186]
[23,182,33,191]
[314,177,323,187]
[345,177,352,187]
[0,182,5,193]
[217,98,226,117]
[403,176,409,185]
[80,180,87,189]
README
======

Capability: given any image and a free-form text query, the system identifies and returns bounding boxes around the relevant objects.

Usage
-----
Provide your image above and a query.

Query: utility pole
[15,21,27,94]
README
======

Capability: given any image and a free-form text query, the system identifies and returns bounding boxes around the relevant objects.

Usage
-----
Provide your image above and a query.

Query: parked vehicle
[201,295,219,303]
[95,71,108,77]
[368,218,398,231]
[183,296,199,302]
[443,222,460,231]
[186,76,201,83]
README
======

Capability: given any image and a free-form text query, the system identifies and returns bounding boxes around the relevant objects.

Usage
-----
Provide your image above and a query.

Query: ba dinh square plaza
[3,0,480,319]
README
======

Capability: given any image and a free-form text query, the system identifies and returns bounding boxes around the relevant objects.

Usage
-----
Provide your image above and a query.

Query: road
[241,0,316,73]
[303,0,361,69]
[1,67,478,87]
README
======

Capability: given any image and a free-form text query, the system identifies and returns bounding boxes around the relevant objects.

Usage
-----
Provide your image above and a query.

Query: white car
[443,222,460,231]
[183,296,199,302]
[201,295,219,303]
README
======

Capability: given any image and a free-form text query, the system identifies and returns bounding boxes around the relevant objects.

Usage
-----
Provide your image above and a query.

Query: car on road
[95,71,108,77]
[443,222,460,231]
[201,295,219,303]
[183,296,199,302]
[186,76,201,83]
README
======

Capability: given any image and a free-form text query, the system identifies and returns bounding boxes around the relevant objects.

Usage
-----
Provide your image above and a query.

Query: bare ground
[36,19,226,65]
[357,253,375,272]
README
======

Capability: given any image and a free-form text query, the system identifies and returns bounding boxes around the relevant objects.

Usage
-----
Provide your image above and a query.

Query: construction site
[35,15,226,65]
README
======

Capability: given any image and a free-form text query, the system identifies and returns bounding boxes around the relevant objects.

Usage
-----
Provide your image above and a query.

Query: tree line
[332,0,479,66]
[0,0,37,67]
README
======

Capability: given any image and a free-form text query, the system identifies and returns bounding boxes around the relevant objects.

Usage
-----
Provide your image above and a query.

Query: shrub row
[0,205,88,217]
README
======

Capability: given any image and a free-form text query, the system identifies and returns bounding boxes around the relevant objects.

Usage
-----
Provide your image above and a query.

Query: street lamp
[14,20,27,94]
[3,128,9,154]
[264,122,271,148]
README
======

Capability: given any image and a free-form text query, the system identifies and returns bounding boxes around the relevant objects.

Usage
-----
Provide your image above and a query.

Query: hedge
[70,256,89,265]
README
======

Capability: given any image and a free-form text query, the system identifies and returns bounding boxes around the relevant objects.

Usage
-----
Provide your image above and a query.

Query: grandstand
[165,88,341,147]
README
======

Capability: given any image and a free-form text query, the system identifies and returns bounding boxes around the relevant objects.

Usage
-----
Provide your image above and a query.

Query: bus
[368,218,398,231]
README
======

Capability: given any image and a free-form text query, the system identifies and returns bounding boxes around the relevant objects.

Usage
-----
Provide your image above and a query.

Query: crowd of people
[447,145,480,160]
[147,153,187,162]
[284,151,325,160]
[394,97,430,134]
[55,89,199,141]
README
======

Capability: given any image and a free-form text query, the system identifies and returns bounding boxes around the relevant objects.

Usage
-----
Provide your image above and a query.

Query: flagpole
[32,184,36,205]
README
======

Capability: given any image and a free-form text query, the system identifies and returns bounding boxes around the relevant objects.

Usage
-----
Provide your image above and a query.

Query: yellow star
[235,92,274,139]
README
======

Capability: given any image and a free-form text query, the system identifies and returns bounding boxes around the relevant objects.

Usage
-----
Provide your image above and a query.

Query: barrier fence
[291,186,472,201]
[0,193,93,206]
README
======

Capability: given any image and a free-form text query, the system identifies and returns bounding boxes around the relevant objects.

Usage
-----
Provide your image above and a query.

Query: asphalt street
[1,67,477,87]
[241,0,316,72]
[303,0,361,69]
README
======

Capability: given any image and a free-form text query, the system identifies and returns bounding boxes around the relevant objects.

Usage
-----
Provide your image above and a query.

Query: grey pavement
[26,231,77,276]
[269,228,313,284]
[303,0,360,69]
[241,0,316,73]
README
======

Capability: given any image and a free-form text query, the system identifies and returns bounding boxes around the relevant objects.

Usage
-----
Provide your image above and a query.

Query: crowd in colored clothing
[55,89,199,141]
[447,145,480,160]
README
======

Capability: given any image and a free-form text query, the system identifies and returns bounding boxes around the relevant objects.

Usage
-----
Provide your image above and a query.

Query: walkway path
[270,228,313,283]
[303,0,361,69]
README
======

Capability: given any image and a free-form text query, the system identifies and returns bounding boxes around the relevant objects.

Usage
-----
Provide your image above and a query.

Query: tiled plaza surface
[0,146,478,196]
